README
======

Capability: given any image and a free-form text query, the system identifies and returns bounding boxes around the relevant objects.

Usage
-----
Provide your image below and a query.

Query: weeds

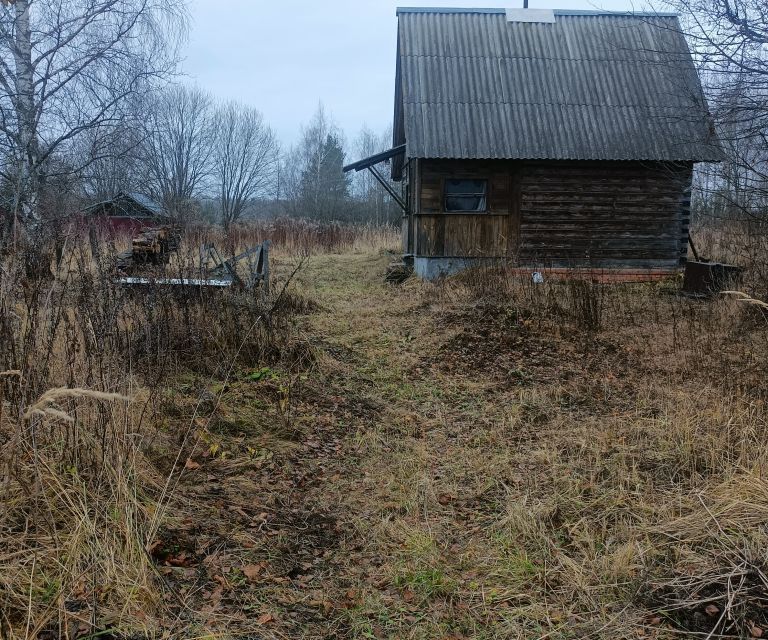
[694,219,768,299]
[189,217,399,257]
[4,226,768,639]
[567,277,606,331]
[320,253,768,637]
[0,227,315,638]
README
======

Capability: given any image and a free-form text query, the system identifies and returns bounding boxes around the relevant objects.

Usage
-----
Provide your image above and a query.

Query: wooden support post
[368,165,408,212]
[261,240,270,297]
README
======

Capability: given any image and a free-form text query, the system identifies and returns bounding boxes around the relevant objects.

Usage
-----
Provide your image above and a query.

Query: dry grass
[0,224,324,639]
[3,221,768,639]
[186,217,400,258]
[0,388,161,638]
[693,220,768,298]
[294,254,768,639]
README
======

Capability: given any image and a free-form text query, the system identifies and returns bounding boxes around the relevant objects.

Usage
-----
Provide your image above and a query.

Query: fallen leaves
[242,563,267,582]
[204,584,224,611]
[166,551,192,567]
[146,539,163,555]
[256,612,274,625]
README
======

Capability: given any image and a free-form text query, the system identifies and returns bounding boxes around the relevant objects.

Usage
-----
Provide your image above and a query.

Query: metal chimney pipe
[524,0,528,7]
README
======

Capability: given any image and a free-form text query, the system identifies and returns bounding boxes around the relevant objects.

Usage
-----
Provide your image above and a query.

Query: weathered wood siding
[518,162,691,268]
[402,159,419,255]
[415,159,517,258]
[411,159,692,269]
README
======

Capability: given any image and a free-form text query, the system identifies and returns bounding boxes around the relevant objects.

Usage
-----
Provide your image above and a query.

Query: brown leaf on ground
[242,563,265,582]
[146,539,163,555]
[166,552,191,567]
[207,584,223,608]
[256,613,274,625]
[184,458,201,470]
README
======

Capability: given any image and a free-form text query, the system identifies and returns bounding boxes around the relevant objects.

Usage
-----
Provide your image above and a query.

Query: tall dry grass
[0,225,316,638]
[187,217,400,258]
[693,219,768,299]
[399,259,768,637]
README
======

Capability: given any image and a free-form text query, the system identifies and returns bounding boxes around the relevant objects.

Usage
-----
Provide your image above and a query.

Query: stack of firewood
[115,226,180,273]
[132,226,177,262]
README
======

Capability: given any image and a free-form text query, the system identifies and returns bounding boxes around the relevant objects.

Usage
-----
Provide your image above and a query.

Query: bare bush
[0,227,312,636]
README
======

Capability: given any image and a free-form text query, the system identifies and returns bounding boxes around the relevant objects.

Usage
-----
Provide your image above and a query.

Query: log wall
[411,159,692,269]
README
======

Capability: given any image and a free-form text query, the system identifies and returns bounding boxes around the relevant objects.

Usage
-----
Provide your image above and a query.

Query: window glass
[444,179,487,212]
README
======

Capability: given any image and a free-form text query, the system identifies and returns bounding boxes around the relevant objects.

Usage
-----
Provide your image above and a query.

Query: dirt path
[160,251,469,638]
[290,252,522,639]
[163,250,650,638]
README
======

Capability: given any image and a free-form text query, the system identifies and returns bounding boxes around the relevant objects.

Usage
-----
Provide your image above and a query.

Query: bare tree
[0,0,188,238]
[213,101,279,230]
[142,84,214,219]
[283,103,351,221]
[75,120,146,202]
[666,0,768,293]
[352,124,399,224]
[669,0,768,216]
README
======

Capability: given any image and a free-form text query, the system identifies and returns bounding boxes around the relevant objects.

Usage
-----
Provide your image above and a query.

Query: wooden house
[83,192,171,234]
[344,7,722,279]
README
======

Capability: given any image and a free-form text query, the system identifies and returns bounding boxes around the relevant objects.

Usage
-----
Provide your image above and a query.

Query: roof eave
[395,7,680,17]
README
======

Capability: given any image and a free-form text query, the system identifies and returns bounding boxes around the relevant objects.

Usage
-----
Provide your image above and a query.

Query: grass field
[2,231,768,639]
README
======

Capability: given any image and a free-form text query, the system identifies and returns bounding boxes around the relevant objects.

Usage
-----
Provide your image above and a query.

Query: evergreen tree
[286,103,352,220]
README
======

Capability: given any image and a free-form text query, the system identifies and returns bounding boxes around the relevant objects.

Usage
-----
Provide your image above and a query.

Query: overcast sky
[181,0,658,152]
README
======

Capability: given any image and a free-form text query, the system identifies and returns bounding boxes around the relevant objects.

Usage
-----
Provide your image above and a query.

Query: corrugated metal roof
[396,8,681,16]
[125,192,165,216]
[394,8,722,162]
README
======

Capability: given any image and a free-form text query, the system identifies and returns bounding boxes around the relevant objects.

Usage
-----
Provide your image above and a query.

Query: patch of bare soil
[420,303,640,404]
[143,363,368,638]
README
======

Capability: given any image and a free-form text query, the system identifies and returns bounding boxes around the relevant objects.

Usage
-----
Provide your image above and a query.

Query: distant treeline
[0,0,765,240]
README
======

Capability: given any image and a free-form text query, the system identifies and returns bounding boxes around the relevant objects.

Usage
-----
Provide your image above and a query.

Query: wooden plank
[413,158,693,267]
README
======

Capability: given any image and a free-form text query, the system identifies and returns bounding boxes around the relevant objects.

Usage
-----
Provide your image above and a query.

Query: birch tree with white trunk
[0,0,187,237]
[282,103,351,220]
